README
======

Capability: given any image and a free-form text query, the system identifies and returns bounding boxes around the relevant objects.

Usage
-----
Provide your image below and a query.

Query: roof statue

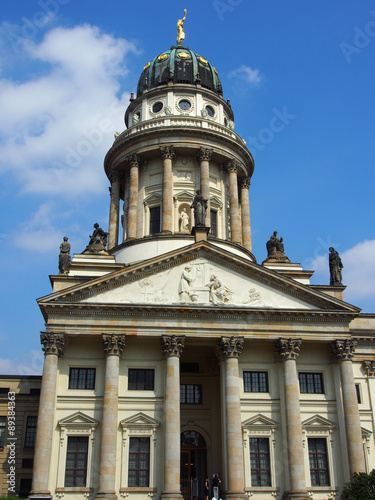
[329,247,344,286]
[177,9,187,45]
[263,230,291,264]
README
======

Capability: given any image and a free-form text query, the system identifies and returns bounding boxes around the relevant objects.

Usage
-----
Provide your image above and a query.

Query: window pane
[65,436,88,487]
[299,373,324,394]
[244,372,268,393]
[129,369,154,391]
[308,438,329,486]
[128,437,150,487]
[250,438,271,487]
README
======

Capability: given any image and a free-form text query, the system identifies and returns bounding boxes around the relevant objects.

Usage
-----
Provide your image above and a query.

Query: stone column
[127,154,140,240]
[108,169,121,250]
[96,334,126,500]
[275,338,309,500]
[226,160,242,244]
[30,333,66,499]
[197,147,212,227]
[161,146,175,234]
[332,340,366,476]
[160,335,185,500]
[240,178,252,252]
[219,336,247,500]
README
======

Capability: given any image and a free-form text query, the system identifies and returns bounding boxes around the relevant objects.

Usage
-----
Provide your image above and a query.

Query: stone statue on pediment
[329,247,343,286]
[264,231,290,263]
[83,223,108,254]
[58,236,71,274]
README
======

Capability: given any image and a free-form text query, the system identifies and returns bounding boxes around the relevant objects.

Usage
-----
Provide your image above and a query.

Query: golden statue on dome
[177,9,187,44]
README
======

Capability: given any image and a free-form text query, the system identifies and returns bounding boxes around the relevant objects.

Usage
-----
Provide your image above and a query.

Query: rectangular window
[128,437,150,487]
[128,369,155,391]
[244,372,269,393]
[69,368,96,390]
[250,438,271,486]
[22,458,34,469]
[24,416,38,448]
[210,210,217,237]
[0,416,6,447]
[181,363,199,373]
[64,436,89,487]
[308,438,330,486]
[0,388,10,394]
[180,384,202,404]
[149,206,161,234]
[299,373,324,394]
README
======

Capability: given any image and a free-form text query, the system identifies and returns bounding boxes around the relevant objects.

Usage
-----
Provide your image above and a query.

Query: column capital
[331,339,357,361]
[197,147,213,162]
[160,145,175,160]
[225,159,240,174]
[275,338,302,361]
[126,153,142,168]
[219,336,244,359]
[363,360,375,377]
[109,168,122,184]
[40,332,66,357]
[240,177,251,190]
[161,335,185,358]
[102,334,126,357]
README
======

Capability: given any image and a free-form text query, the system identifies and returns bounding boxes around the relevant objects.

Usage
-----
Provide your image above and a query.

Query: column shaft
[108,171,121,249]
[226,162,241,244]
[219,337,246,500]
[161,335,185,500]
[31,333,65,499]
[276,339,309,500]
[96,335,125,500]
[340,360,366,475]
[127,156,139,240]
[161,146,174,233]
[240,179,252,252]
[198,148,212,228]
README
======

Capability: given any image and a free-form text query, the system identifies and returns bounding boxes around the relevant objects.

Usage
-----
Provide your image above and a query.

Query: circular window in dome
[178,99,192,111]
[178,51,190,59]
[158,53,168,62]
[199,56,208,64]
[152,101,164,113]
[205,105,215,117]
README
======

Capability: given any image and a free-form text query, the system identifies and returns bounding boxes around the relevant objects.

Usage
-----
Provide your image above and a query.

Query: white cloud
[228,64,262,85]
[309,239,375,309]
[0,24,140,197]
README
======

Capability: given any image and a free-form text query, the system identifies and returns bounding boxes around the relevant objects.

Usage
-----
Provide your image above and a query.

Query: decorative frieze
[219,336,244,359]
[161,335,185,358]
[160,145,175,161]
[274,338,302,360]
[40,332,66,357]
[363,360,375,377]
[102,334,126,356]
[331,339,357,361]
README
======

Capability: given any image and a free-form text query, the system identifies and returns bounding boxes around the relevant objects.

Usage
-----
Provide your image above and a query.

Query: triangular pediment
[120,412,160,429]
[242,414,279,429]
[39,241,360,317]
[58,411,99,428]
[302,415,336,430]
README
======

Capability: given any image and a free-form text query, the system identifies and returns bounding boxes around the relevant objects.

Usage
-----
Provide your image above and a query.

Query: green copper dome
[136,45,223,97]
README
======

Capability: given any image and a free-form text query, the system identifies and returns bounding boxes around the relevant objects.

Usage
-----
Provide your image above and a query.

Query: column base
[282,490,310,500]
[160,491,184,500]
[224,492,247,500]
[95,492,117,500]
[29,495,52,500]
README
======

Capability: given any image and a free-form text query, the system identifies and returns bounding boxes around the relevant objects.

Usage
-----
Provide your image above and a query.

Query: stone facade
[26,30,375,500]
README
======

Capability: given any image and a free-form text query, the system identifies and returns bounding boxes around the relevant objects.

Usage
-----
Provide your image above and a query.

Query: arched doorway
[180,430,207,500]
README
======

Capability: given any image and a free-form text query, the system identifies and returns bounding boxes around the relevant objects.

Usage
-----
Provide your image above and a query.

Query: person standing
[212,474,221,499]
[204,476,210,500]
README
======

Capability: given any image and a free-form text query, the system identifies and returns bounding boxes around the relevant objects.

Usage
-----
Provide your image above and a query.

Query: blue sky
[1,0,375,374]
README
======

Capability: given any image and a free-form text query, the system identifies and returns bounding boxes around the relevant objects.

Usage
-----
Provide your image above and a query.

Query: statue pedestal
[191,226,210,243]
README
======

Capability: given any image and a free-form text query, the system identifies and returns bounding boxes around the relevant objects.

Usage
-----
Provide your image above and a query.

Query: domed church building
[30,14,375,500]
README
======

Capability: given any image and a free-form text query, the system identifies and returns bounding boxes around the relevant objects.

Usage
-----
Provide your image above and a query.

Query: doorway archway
[180,430,207,500]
